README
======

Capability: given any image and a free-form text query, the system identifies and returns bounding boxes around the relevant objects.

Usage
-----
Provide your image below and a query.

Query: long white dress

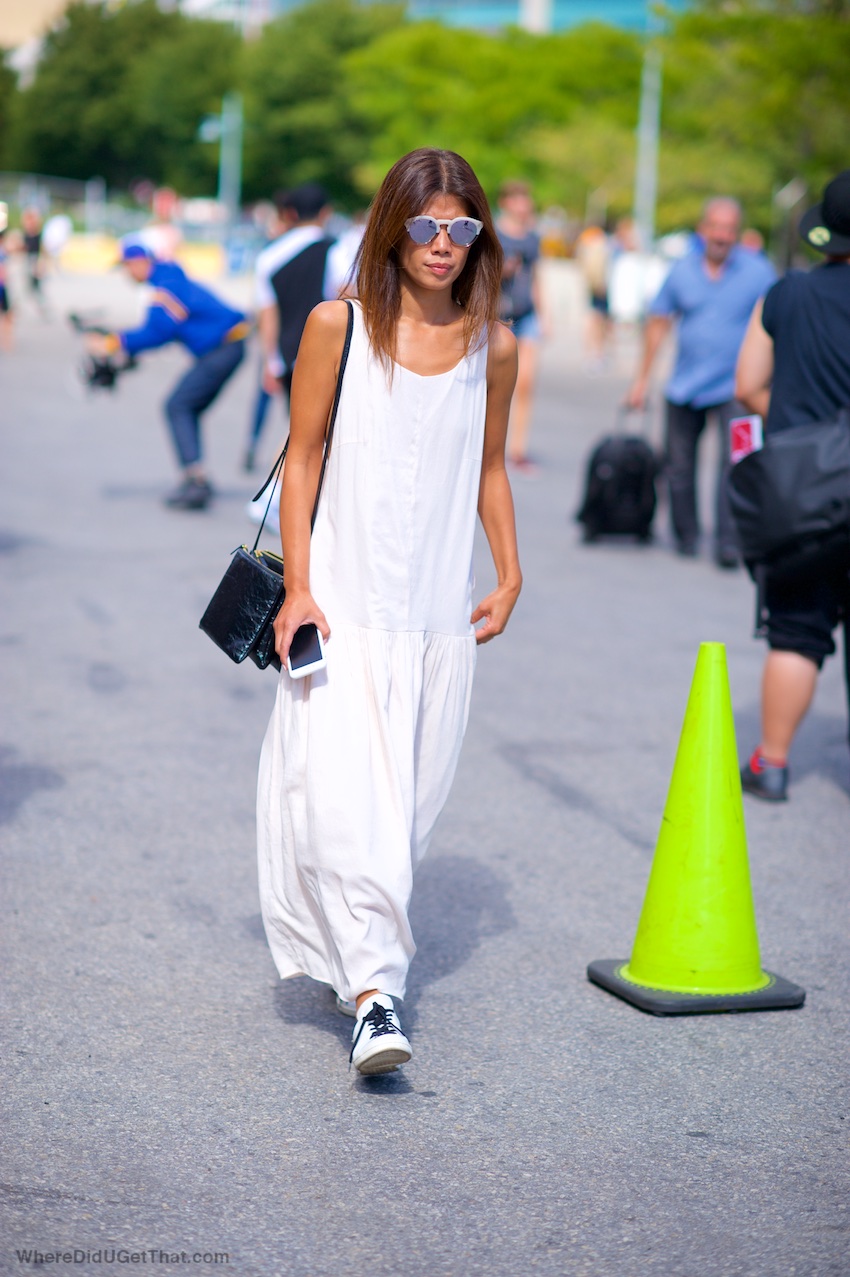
[257,302,488,1002]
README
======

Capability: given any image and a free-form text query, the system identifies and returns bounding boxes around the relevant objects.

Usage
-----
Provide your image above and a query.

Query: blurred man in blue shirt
[628,199,776,567]
[90,240,248,510]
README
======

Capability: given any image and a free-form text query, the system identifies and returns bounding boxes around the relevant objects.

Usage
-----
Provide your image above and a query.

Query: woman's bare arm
[530,259,552,340]
[273,299,350,662]
[473,322,522,644]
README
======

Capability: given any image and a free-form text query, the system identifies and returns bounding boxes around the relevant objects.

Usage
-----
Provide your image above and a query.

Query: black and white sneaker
[349,994,412,1075]
[164,476,212,511]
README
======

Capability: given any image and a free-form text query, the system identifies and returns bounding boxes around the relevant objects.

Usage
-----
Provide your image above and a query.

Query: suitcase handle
[615,405,652,437]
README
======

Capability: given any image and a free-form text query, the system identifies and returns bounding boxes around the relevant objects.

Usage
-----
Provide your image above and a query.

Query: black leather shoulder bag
[728,410,850,574]
[199,299,354,671]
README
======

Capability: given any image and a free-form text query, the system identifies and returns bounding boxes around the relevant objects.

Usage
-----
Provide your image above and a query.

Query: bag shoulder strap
[250,298,354,553]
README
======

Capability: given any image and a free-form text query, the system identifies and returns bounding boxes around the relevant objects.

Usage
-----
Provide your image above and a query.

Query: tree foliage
[2,0,849,232]
[125,18,241,192]
[343,21,641,202]
[658,4,850,227]
[0,53,17,170]
[240,0,405,205]
[7,1,239,192]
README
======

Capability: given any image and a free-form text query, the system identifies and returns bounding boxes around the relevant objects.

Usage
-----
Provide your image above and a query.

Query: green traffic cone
[588,642,805,1014]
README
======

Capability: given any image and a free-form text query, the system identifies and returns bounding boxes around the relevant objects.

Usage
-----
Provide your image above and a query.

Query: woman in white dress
[257,148,522,1075]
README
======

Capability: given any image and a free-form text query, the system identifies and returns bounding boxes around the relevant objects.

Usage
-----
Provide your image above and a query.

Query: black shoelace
[349,1002,400,1063]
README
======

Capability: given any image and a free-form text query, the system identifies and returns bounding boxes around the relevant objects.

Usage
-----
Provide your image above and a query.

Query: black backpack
[576,429,659,543]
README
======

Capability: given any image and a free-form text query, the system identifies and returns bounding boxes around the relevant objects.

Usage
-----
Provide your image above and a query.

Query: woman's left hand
[471,581,521,644]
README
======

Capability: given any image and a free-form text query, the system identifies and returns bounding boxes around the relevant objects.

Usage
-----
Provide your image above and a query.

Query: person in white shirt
[255,184,355,403]
[246,186,359,524]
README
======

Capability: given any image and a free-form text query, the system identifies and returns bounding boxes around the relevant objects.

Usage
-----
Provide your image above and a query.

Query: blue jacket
[120,261,246,358]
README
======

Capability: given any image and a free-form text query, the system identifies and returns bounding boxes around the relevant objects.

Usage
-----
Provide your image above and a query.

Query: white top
[309,301,489,636]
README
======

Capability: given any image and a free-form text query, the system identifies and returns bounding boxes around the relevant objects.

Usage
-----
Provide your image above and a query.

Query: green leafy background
[1,0,848,230]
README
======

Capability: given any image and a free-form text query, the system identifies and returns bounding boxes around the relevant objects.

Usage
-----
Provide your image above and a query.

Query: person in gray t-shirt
[496,181,548,474]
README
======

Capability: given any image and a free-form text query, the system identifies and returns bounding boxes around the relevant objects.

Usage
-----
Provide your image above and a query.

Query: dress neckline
[392,358,464,380]
[353,299,471,380]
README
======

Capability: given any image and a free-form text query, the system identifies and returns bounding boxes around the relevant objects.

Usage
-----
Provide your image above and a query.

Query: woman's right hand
[273,588,331,667]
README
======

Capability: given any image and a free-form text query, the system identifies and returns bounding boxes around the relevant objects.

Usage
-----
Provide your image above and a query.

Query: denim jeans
[165,340,245,467]
[664,398,740,551]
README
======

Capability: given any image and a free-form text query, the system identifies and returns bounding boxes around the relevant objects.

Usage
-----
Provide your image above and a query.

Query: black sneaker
[164,477,212,511]
[715,546,740,570]
[349,994,412,1075]
[741,752,788,802]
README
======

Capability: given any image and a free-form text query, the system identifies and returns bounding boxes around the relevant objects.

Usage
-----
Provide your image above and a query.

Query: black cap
[799,169,850,256]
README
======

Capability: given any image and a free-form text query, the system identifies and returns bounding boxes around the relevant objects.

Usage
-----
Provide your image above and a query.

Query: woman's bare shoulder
[304,298,352,341]
[487,320,518,372]
[491,319,518,351]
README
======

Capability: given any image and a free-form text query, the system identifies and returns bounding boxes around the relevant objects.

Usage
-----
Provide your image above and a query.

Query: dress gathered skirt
[257,303,488,1001]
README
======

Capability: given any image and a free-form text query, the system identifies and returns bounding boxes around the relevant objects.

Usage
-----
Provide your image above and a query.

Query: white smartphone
[286,624,326,679]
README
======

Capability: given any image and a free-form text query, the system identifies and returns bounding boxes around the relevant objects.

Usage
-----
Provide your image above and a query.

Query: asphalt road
[2,270,848,1277]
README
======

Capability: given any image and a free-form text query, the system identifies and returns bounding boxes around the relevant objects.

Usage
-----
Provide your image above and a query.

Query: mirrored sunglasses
[404,216,484,247]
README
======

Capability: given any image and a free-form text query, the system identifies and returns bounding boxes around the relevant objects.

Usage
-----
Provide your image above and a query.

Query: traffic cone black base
[587,959,806,1016]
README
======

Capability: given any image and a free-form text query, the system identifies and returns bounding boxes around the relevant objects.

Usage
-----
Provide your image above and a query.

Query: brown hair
[355,148,503,369]
[498,180,532,202]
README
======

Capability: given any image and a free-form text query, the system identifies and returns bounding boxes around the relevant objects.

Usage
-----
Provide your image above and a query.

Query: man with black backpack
[734,170,850,802]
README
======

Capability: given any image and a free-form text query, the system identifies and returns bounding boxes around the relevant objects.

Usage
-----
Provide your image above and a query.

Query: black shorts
[0,285,9,314]
[765,555,850,668]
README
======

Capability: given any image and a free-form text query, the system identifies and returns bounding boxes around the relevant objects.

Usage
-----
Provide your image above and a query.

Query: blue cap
[118,238,155,262]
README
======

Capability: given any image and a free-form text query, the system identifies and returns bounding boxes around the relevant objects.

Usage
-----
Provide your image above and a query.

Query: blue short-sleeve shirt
[650,244,776,409]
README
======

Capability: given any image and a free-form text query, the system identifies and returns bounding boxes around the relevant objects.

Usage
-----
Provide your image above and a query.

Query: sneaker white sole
[335,995,357,1018]
[353,1042,412,1076]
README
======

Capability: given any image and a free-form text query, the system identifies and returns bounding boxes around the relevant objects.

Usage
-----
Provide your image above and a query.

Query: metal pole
[217,92,243,229]
[633,18,662,252]
[84,177,106,235]
[519,0,553,34]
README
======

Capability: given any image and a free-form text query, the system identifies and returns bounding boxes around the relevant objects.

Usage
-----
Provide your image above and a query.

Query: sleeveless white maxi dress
[257,303,488,1002]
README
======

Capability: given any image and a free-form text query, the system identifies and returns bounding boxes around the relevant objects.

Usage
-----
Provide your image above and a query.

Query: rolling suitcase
[576,412,659,543]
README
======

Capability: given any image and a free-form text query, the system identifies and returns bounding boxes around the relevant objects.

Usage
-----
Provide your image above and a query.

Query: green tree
[0,53,18,170]
[5,0,848,233]
[344,21,642,203]
[125,19,241,193]
[240,0,405,206]
[695,0,850,15]
[524,114,636,218]
[8,1,176,183]
[660,2,850,230]
[7,0,239,192]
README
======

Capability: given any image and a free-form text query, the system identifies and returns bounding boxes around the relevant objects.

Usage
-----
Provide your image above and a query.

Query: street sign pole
[217,92,243,229]
[633,13,662,252]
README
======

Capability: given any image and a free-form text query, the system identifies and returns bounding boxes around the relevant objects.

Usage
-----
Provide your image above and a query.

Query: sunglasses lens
[407,217,438,244]
[448,218,480,246]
